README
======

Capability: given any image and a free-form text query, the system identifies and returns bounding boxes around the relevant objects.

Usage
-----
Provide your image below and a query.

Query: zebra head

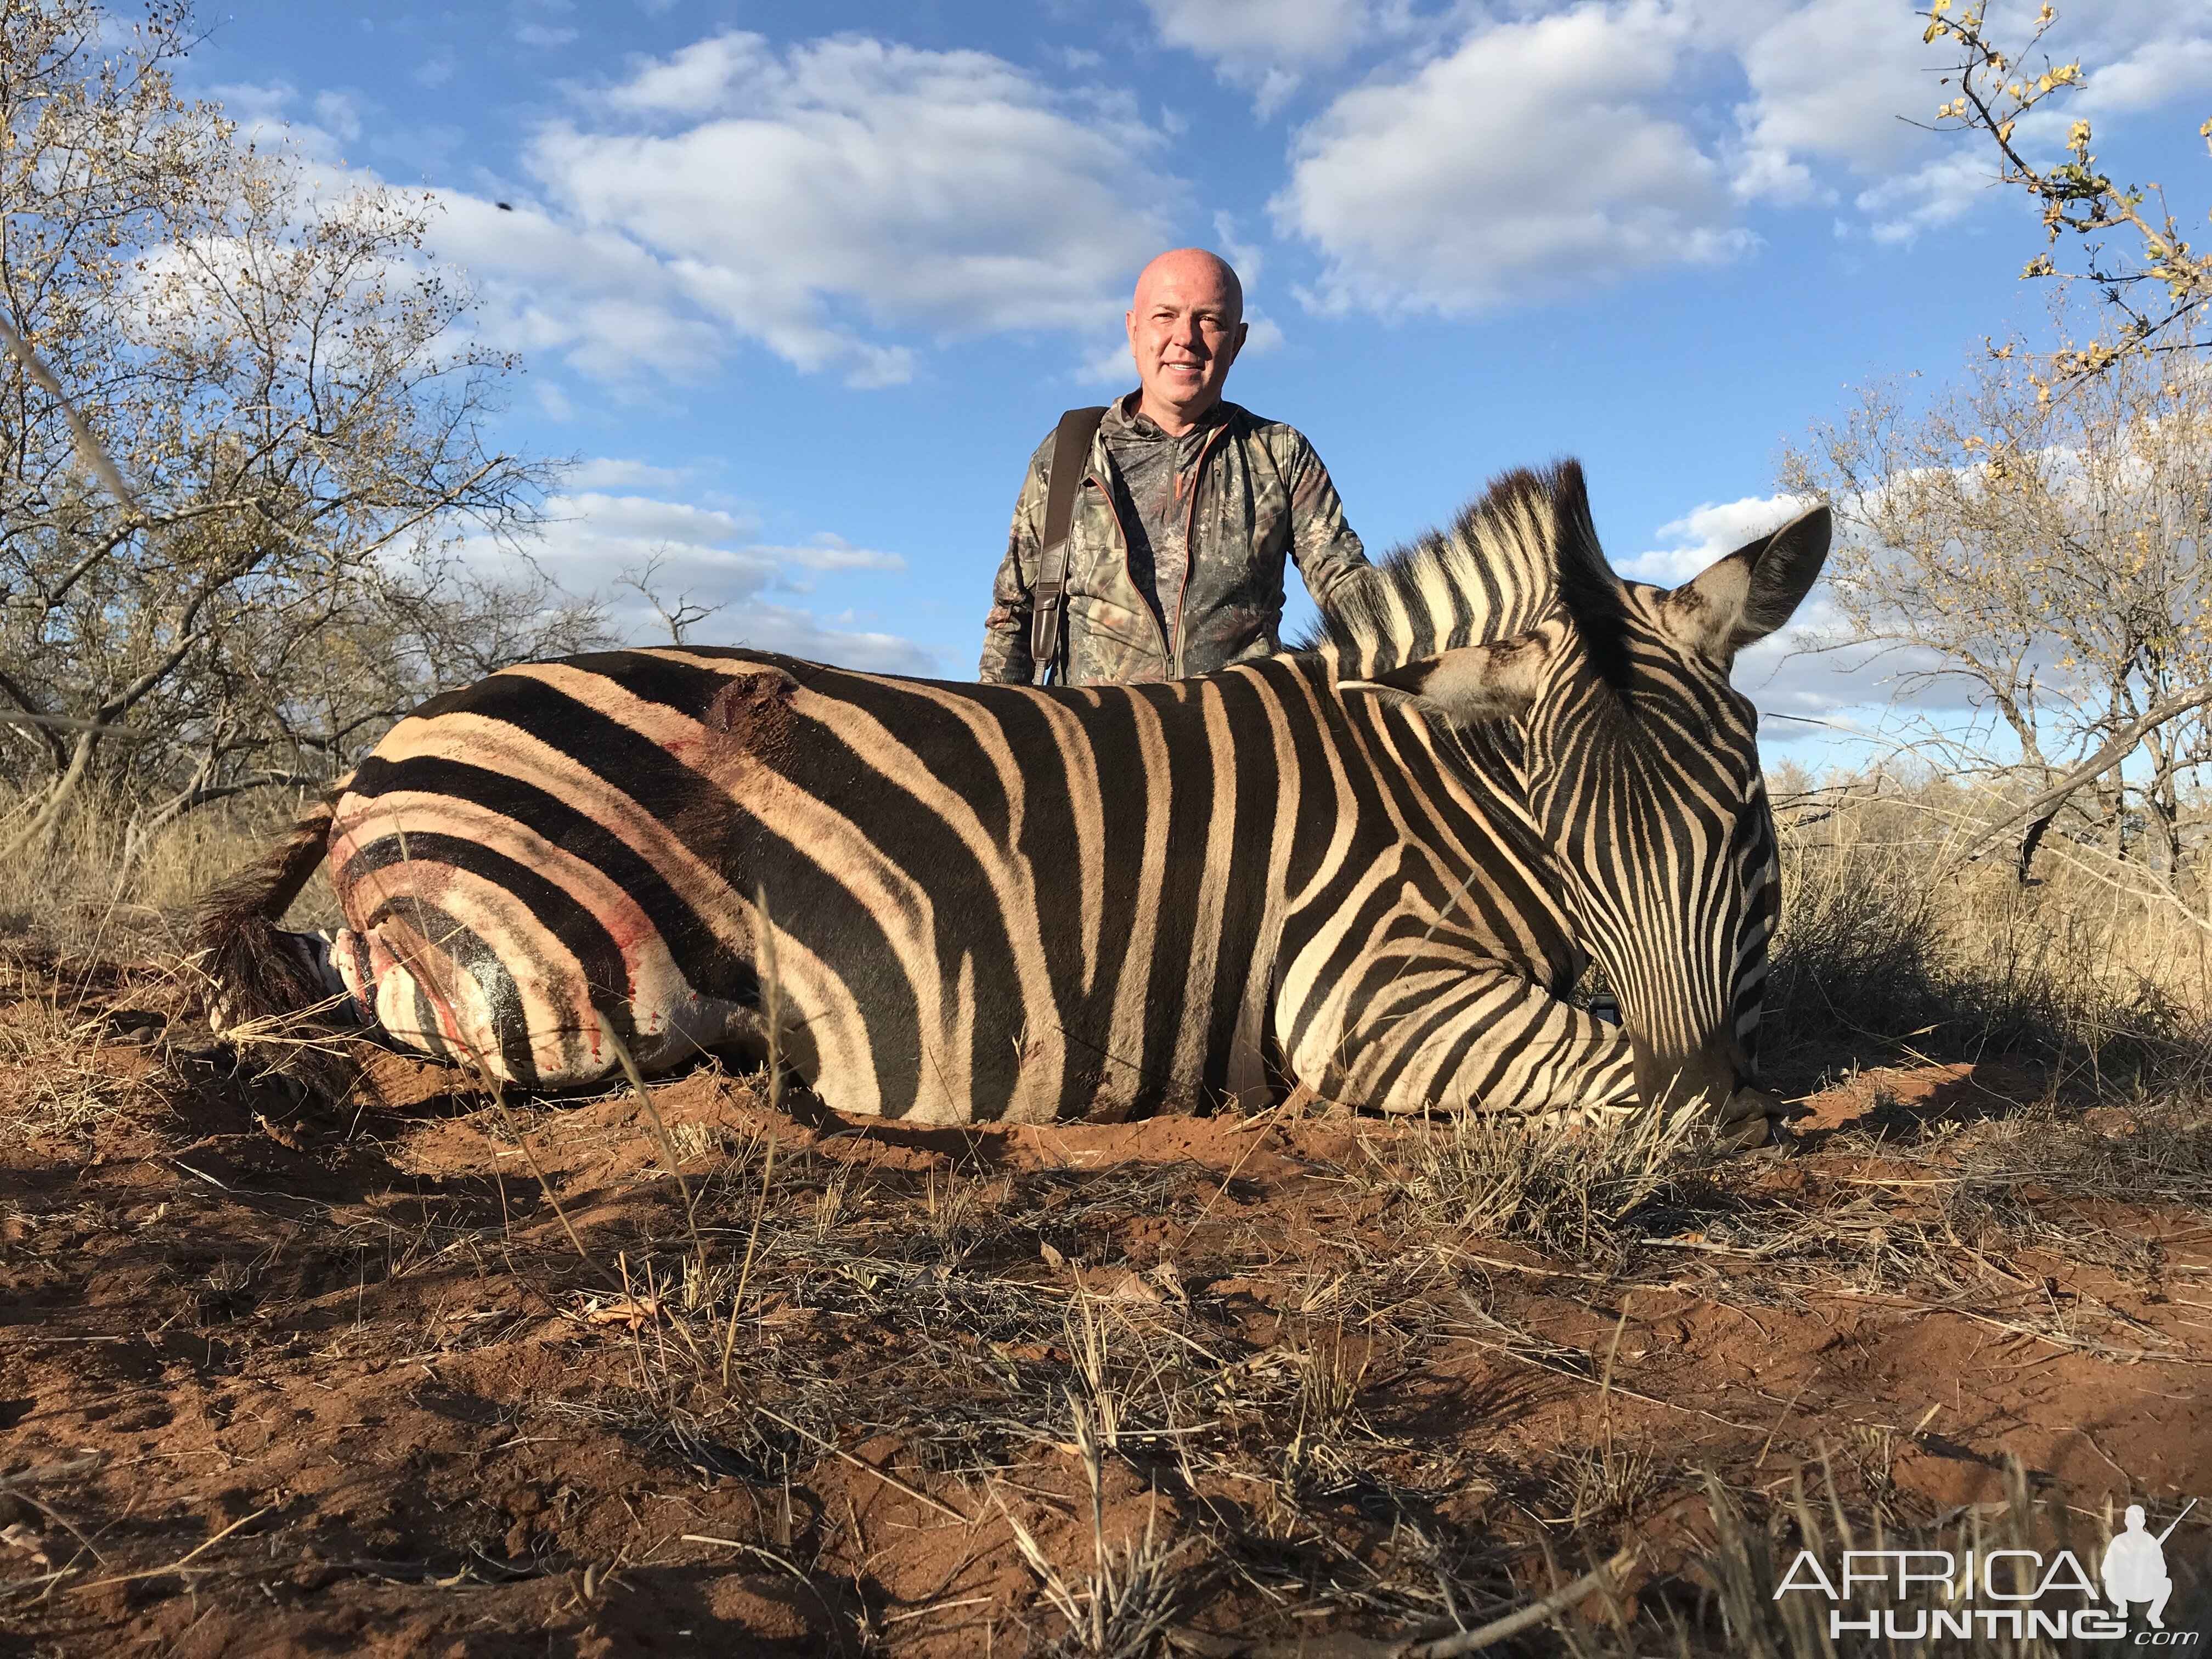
[1330,463,1831,1118]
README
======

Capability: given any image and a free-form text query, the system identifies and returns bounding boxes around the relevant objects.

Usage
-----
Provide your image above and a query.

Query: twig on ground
[753,1404,971,1523]
[69,1506,272,1593]
[1165,1545,1639,1657]
[0,1452,106,1493]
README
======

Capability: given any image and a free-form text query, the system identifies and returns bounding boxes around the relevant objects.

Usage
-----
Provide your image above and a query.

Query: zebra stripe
[207,461,1827,1127]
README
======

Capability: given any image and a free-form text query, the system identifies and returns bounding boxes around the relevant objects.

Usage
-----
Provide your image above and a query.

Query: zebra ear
[1662,504,1831,662]
[1368,628,1550,724]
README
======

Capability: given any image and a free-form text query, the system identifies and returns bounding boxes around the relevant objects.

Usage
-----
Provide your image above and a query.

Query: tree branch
[1943,682,2212,870]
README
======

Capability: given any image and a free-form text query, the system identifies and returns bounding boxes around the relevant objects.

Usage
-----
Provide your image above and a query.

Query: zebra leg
[1284,953,1635,1118]
[325,920,770,1089]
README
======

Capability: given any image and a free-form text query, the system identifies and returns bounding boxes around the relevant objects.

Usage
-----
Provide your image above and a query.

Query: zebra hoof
[1716,1086,1796,1155]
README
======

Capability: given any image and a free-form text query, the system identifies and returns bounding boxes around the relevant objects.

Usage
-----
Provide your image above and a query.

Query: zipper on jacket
[1169,422,1229,678]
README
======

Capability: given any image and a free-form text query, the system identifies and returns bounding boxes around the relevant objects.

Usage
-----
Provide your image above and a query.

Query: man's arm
[978,436,1055,683]
[1281,433,1370,611]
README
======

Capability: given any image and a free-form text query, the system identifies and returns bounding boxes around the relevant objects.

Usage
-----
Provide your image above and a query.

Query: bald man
[978,249,1371,685]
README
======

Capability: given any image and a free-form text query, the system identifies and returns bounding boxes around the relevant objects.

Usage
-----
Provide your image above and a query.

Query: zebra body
[202,464,1829,1126]
[320,647,1626,1121]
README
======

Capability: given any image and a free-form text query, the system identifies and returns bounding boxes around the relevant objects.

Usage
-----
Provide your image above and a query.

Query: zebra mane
[1305,460,1632,685]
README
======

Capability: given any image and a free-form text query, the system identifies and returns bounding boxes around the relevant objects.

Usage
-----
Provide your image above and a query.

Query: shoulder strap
[1029,405,1108,685]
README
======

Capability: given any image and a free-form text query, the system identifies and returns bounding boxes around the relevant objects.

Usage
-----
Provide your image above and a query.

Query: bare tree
[0,0,605,857]
[617,550,729,646]
[1782,346,2212,890]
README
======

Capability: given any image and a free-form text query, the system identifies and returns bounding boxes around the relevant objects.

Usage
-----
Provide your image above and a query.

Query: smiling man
[978,249,1371,685]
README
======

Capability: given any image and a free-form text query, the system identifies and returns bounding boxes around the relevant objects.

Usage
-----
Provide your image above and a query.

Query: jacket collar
[1105,390,1244,441]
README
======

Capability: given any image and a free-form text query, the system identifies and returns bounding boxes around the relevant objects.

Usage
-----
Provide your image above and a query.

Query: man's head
[1126,249,1247,433]
[2128,1505,2148,1530]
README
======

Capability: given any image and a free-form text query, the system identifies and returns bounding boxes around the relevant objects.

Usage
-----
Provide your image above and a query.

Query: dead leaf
[0,1523,48,1566]
[580,1294,663,1331]
[1149,1259,1189,1305]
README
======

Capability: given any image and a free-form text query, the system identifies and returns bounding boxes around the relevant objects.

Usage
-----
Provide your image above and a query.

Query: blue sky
[186,0,2212,759]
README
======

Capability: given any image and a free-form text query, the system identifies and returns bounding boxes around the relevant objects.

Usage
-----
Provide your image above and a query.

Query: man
[978,249,1371,685]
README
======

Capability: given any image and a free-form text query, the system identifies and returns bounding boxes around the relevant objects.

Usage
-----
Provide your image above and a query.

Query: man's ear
[1662,504,1831,662]
[1363,628,1550,724]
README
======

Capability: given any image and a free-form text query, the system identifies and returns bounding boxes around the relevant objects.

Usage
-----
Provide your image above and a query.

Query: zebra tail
[189,776,349,1030]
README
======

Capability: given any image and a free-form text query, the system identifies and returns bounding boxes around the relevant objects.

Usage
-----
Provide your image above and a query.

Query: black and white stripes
[200,461,1829,1126]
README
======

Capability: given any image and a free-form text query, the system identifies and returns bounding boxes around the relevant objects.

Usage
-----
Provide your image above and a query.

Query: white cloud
[1721,0,1929,202]
[703,605,940,674]
[545,492,760,554]
[1144,0,1378,67]
[518,33,1180,383]
[489,491,936,675]
[208,79,340,159]
[756,533,906,573]
[430,193,725,380]
[2079,31,2212,114]
[1616,493,1805,588]
[1276,2,1753,315]
[1241,308,1286,354]
[1211,208,1266,289]
[1266,1,2212,315]
[1142,0,1398,111]
[311,89,364,145]
[568,456,696,489]
[1623,492,1936,724]
[1854,152,1995,245]
[513,0,578,49]
[170,53,1185,504]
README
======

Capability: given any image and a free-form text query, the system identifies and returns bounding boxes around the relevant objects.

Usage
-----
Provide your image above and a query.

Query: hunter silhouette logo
[2106,1502,2193,1630]
[1775,1498,2200,1643]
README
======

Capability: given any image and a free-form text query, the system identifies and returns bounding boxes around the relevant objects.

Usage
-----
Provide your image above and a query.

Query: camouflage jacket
[978,393,1371,685]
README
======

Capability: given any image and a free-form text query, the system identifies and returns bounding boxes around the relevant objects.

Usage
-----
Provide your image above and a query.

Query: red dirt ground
[1,975,2207,1656]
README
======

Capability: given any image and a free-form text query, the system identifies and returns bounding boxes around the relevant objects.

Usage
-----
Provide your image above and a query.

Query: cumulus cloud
[518,493,774,610]
[218,35,1182,389]
[430,193,726,381]
[1275,2,1753,315]
[517,32,1181,383]
[1853,153,1996,245]
[1269,1,2212,313]
[2042,0,2212,112]
[1614,494,1803,588]
[1720,0,1929,202]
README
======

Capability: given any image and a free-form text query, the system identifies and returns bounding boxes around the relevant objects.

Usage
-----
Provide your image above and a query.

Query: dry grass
[0,785,337,963]
[1375,1105,1721,1269]
[1764,771,2212,1090]
[2,774,2209,1654]
[4,1024,2207,1653]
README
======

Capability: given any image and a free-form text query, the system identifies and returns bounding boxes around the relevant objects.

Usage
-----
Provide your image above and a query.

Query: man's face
[1126,253,1247,424]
